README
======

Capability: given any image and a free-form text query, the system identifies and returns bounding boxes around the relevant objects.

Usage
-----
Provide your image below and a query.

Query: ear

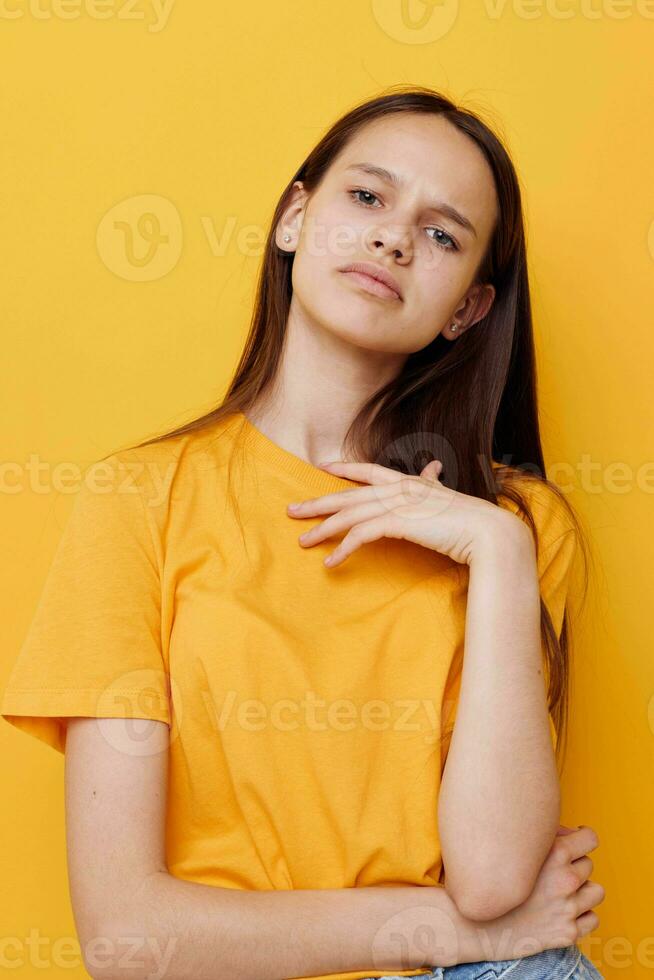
[444,282,496,340]
[275,180,309,252]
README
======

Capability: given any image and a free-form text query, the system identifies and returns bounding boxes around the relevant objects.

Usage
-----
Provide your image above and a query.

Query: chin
[296,280,406,349]
[322,315,406,354]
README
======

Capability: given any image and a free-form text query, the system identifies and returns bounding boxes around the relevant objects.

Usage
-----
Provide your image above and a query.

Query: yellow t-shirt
[0,411,578,980]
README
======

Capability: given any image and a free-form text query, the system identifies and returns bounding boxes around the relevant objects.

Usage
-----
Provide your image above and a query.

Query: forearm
[88,873,502,979]
[438,520,560,918]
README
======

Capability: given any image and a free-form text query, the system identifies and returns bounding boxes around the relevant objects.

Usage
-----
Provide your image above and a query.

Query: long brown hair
[110,84,592,768]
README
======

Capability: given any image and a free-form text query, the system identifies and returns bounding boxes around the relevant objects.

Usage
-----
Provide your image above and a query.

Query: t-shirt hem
[0,687,171,754]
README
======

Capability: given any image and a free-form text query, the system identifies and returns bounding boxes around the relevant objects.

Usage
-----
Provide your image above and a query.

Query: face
[276,112,499,354]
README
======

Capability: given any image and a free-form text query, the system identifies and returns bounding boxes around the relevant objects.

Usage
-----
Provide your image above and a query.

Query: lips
[339,261,403,300]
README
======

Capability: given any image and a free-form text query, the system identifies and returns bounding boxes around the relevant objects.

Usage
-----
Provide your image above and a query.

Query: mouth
[338,263,403,302]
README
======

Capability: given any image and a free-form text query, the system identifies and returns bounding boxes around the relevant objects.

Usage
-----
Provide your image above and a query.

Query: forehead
[330,112,498,237]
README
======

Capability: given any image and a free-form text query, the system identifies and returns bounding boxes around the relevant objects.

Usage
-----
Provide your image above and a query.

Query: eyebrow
[344,162,477,239]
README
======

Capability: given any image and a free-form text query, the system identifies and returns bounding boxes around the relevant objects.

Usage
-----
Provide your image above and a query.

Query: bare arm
[65,716,502,980]
[438,516,561,921]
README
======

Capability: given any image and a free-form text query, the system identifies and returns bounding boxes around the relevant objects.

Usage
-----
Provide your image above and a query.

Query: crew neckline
[234,411,365,495]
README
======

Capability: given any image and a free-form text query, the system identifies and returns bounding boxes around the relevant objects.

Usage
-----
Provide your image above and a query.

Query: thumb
[421,459,443,482]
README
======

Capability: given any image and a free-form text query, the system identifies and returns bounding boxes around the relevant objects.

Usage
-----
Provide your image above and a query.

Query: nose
[364,220,413,260]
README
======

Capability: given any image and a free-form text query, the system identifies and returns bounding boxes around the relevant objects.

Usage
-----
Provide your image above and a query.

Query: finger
[420,459,443,482]
[309,487,441,550]
[573,879,606,917]
[287,480,409,518]
[575,910,600,939]
[557,826,600,862]
[318,460,410,486]
[298,497,394,547]
[324,512,403,567]
[570,854,594,884]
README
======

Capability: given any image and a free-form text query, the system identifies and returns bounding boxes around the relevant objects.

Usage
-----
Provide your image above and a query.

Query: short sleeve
[0,454,171,754]
[528,487,580,753]
[440,477,579,767]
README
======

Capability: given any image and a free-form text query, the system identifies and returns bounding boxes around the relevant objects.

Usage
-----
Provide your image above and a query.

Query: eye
[426,227,459,252]
[348,188,382,208]
[348,188,459,252]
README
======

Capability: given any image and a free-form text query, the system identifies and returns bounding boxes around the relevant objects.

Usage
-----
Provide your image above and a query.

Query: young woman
[1,87,605,980]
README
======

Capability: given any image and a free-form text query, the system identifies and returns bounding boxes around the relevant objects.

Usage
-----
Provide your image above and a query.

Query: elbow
[440,819,560,922]
[79,922,117,980]
[80,917,160,980]
[76,914,111,980]
[451,884,527,922]
[445,867,534,922]
[77,873,170,980]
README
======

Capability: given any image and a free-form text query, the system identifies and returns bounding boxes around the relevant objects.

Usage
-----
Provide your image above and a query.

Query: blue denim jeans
[362,942,604,978]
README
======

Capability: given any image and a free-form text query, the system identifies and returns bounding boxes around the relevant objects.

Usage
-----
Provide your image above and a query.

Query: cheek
[414,256,476,312]
[290,249,322,301]
[290,249,346,320]
[413,265,455,314]
[405,270,464,344]
[301,203,369,266]
[416,243,458,278]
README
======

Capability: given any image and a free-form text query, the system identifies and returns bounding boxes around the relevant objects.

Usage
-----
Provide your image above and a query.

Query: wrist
[446,892,518,967]
[425,886,497,968]
[441,883,540,965]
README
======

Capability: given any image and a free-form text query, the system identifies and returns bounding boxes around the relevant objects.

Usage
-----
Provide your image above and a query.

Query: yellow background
[1,1,652,976]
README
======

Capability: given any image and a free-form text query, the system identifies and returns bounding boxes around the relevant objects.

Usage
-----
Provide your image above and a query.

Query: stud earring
[450,323,458,332]
[283,234,292,243]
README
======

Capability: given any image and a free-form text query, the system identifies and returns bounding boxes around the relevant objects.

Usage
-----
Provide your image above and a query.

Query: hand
[287,459,524,568]
[477,824,605,959]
